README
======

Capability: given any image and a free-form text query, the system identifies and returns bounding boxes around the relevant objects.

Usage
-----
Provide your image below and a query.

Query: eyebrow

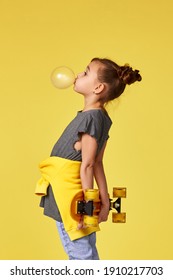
[86,65,90,71]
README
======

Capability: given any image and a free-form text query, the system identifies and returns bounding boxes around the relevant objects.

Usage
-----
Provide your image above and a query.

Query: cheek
[75,78,85,88]
[74,79,84,92]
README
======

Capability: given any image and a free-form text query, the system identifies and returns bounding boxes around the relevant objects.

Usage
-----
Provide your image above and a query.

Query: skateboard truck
[111,187,126,223]
[110,197,121,212]
[77,200,94,216]
[75,187,127,225]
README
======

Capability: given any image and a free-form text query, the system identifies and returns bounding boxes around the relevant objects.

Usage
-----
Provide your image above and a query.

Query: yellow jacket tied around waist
[35,156,100,240]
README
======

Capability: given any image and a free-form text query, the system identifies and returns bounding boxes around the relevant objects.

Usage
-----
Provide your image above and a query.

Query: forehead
[88,60,103,72]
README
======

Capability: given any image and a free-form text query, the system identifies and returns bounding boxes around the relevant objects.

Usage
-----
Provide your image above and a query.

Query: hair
[91,57,142,102]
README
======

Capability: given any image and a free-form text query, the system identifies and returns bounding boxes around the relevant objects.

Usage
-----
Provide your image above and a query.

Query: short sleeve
[77,114,103,143]
[50,109,112,159]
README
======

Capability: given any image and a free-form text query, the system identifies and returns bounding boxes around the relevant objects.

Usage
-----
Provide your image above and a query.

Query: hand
[77,216,87,230]
[98,202,110,223]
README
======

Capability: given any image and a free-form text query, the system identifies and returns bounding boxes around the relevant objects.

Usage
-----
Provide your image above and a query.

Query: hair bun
[118,64,142,85]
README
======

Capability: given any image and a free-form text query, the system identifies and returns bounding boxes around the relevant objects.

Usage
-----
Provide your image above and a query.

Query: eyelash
[84,71,87,75]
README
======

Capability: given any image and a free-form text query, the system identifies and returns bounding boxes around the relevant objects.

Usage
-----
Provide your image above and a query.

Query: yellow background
[0,0,173,260]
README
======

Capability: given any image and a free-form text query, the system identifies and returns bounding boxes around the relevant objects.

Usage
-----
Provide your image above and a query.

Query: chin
[73,87,82,95]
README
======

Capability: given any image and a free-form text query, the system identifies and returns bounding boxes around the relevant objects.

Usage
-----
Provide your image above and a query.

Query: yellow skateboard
[70,187,126,227]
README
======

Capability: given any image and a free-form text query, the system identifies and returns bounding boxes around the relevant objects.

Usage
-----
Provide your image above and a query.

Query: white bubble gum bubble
[51,66,75,89]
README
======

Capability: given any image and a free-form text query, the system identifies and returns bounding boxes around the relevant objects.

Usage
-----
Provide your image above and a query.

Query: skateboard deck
[70,187,126,227]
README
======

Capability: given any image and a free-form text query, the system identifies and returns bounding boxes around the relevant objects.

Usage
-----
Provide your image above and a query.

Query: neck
[83,105,104,112]
[83,99,104,112]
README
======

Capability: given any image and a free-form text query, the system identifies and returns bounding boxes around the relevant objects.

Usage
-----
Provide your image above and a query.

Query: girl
[36,57,142,260]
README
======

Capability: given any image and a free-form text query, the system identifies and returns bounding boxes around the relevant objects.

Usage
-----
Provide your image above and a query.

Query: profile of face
[74,61,102,96]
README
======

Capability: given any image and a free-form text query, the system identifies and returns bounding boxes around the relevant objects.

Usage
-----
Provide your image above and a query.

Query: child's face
[74,61,101,95]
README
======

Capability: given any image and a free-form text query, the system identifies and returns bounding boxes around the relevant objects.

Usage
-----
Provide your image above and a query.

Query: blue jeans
[56,221,99,260]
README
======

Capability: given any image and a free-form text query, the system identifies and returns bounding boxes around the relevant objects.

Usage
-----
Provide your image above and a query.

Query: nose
[77,72,84,78]
[74,73,82,84]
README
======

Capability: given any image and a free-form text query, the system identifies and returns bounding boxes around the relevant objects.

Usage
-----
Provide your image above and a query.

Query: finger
[77,221,83,229]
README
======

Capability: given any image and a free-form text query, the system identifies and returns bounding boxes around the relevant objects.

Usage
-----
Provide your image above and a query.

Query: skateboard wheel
[84,215,98,227]
[112,212,126,223]
[84,189,99,201]
[113,187,126,198]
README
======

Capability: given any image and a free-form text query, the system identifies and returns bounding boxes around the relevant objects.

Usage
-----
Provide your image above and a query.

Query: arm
[80,134,109,224]
[77,133,97,229]
[80,133,98,191]
[94,141,110,223]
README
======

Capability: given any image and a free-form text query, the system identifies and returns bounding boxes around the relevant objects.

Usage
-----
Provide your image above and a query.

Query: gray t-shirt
[40,109,112,221]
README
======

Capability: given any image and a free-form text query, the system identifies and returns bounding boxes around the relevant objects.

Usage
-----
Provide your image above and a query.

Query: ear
[94,83,105,95]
